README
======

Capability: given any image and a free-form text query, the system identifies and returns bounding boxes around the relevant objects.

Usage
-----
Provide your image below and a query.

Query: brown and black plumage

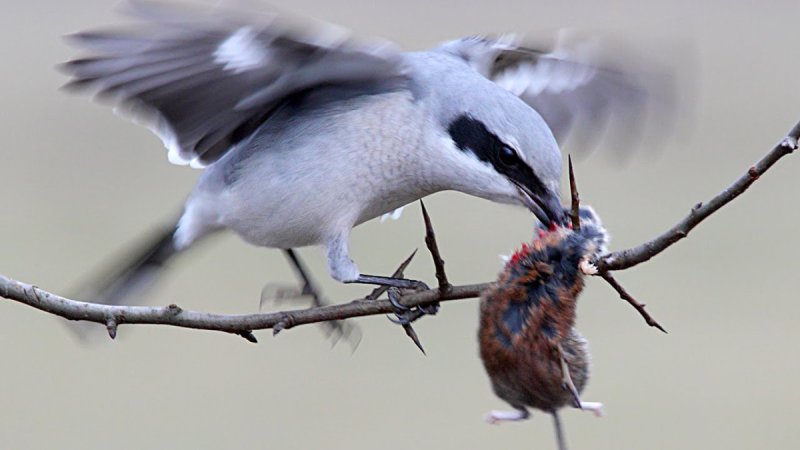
[479,206,608,440]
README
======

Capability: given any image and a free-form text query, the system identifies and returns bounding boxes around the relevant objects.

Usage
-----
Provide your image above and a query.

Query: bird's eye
[499,145,519,167]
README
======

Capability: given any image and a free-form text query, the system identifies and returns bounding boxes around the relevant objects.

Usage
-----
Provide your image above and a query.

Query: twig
[599,272,667,333]
[0,120,797,338]
[0,273,487,338]
[596,121,800,272]
[568,152,664,330]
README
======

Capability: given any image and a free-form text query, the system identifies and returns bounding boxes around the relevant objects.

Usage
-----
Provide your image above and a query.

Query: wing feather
[62,1,408,168]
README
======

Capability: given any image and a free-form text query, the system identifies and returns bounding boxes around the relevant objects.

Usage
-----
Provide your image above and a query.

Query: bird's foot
[485,408,530,425]
[385,288,432,354]
[352,274,430,291]
[354,273,439,323]
[579,258,598,275]
[578,401,604,417]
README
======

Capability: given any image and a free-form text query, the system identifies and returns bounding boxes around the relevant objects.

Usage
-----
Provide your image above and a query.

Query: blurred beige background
[2,0,799,449]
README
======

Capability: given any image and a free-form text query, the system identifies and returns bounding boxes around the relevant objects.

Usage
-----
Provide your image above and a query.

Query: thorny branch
[0,120,797,341]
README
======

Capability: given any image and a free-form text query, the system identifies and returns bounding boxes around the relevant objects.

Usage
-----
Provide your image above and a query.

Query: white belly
[177,90,437,250]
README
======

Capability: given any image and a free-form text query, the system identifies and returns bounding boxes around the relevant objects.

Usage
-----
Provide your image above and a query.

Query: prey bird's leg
[578,401,605,417]
[557,343,582,409]
[485,408,530,424]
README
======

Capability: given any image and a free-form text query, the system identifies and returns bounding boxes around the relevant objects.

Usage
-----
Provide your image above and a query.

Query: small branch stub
[105,317,118,340]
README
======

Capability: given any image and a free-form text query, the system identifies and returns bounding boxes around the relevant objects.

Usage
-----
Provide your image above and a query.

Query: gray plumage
[62,2,665,304]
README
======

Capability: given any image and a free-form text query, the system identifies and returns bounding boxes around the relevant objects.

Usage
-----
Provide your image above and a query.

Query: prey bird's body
[479,206,608,446]
[63,2,661,303]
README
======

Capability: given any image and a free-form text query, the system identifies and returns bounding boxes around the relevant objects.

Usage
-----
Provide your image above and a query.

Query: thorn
[387,288,428,354]
[165,304,182,315]
[273,315,294,336]
[366,249,418,301]
[403,323,426,355]
[237,330,258,343]
[568,155,581,231]
[420,200,450,291]
[599,272,668,333]
[105,318,117,340]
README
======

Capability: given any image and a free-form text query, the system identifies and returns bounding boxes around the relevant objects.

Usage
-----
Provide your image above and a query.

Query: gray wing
[442,34,672,155]
[61,1,408,167]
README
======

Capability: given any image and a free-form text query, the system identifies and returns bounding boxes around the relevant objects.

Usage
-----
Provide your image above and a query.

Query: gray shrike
[62,2,662,306]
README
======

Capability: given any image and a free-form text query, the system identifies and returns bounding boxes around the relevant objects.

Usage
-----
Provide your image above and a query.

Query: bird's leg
[556,343,582,409]
[577,401,604,417]
[283,249,324,306]
[327,233,430,292]
[485,408,530,424]
[274,249,359,347]
[327,231,433,326]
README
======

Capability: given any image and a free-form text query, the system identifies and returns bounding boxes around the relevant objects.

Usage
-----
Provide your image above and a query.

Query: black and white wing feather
[61,2,408,168]
[443,35,672,155]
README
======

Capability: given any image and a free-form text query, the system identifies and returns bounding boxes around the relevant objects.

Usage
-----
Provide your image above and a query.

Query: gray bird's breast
[188,89,440,249]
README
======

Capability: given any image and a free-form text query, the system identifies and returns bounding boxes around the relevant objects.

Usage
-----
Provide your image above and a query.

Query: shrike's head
[441,89,565,226]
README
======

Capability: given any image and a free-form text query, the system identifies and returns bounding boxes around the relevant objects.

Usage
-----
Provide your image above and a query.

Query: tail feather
[73,224,180,307]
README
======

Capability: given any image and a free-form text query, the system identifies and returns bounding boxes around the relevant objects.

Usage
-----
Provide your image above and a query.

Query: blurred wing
[444,34,672,156]
[61,1,408,168]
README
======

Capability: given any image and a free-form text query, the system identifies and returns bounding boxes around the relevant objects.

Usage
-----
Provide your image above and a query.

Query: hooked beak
[513,183,564,227]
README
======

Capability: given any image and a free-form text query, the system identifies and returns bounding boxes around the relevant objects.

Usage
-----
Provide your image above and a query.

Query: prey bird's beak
[514,183,564,227]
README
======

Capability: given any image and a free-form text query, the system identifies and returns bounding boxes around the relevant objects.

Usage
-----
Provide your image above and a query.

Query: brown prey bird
[479,205,607,446]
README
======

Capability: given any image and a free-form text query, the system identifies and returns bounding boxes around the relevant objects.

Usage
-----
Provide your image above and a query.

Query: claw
[579,258,598,275]
[419,302,440,315]
[387,289,427,354]
[388,289,411,312]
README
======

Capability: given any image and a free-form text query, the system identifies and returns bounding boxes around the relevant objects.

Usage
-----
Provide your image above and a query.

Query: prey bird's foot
[579,258,598,275]
[578,401,605,417]
[485,408,530,425]
[352,274,430,291]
